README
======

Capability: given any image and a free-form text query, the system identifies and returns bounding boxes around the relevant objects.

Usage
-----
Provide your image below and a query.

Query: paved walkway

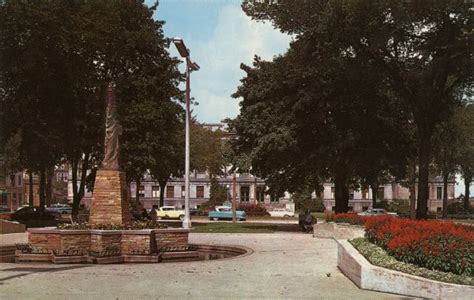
[0,232,407,299]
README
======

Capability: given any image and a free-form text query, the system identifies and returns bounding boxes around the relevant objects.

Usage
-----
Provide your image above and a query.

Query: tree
[241,0,472,218]
[454,104,474,210]
[432,119,459,218]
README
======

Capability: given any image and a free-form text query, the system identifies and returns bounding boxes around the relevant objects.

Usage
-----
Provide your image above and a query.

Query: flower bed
[237,203,270,216]
[364,216,474,276]
[350,238,473,286]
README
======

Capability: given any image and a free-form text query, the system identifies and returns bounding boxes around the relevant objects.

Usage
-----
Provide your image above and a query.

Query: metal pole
[232,173,237,223]
[183,57,191,229]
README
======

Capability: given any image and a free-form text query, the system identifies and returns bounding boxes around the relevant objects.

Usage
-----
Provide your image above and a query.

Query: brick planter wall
[29,229,61,253]
[121,230,155,255]
[21,228,189,263]
[90,231,122,256]
[153,229,190,251]
[60,230,91,255]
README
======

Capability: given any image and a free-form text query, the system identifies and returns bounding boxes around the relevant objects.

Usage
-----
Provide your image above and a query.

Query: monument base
[89,169,131,225]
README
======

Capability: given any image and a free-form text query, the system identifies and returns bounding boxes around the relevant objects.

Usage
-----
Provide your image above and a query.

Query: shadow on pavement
[0,265,92,284]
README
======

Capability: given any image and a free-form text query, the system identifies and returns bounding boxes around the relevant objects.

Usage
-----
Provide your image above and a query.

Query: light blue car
[208,206,246,221]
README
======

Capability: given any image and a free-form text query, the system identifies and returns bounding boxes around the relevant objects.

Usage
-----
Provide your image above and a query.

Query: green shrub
[237,203,270,216]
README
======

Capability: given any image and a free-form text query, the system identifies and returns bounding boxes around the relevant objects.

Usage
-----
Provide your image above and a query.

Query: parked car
[269,208,294,217]
[358,208,397,217]
[46,203,72,214]
[11,206,58,228]
[208,206,246,221]
[155,206,185,220]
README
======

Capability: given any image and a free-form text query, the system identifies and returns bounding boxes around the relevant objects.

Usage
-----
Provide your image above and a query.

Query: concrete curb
[337,239,474,299]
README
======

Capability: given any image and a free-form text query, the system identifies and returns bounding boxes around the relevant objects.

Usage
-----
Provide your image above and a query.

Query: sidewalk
[0,232,405,299]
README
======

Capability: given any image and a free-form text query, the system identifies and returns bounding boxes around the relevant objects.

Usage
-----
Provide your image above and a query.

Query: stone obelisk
[89,84,131,225]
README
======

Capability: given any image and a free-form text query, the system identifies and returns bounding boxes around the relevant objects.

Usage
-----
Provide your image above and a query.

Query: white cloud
[190,4,291,123]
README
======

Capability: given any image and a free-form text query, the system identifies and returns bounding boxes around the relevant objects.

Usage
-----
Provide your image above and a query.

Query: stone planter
[313,222,364,240]
[337,239,474,299]
[28,228,61,253]
[153,229,190,251]
[90,230,122,257]
[121,230,155,255]
[58,230,90,255]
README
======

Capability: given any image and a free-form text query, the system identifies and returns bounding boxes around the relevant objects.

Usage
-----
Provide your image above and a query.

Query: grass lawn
[190,222,303,233]
[192,222,278,233]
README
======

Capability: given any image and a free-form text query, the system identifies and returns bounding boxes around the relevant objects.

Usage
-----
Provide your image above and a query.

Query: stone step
[160,251,200,262]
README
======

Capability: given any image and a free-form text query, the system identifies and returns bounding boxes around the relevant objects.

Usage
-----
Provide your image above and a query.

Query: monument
[89,83,131,225]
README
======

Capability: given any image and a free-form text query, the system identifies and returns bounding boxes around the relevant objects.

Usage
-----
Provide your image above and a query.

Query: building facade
[72,169,455,213]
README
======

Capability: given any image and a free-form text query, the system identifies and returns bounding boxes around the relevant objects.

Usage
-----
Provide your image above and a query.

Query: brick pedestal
[89,169,131,225]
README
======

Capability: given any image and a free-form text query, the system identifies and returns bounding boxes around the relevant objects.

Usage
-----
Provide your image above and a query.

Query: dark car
[11,206,58,228]
[448,211,473,219]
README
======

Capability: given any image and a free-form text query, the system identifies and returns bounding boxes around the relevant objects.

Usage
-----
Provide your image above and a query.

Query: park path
[0,232,409,299]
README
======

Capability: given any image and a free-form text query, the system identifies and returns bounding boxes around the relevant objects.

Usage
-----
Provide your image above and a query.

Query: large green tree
[0,1,184,215]
[240,0,472,218]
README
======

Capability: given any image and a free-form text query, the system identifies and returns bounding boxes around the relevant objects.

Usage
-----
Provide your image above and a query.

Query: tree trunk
[135,177,141,205]
[39,168,46,209]
[45,166,54,206]
[442,171,449,219]
[371,183,378,208]
[464,170,472,211]
[408,162,417,219]
[159,179,168,207]
[28,171,34,206]
[416,134,431,219]
[334,173,349,213]
[71,158,79,216]
[71,153,90,217]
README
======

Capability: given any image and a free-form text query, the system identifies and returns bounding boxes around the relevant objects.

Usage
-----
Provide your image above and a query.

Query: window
[436,187,442,200]
[362,188,369,200]
[13,193,17,199]
[196,186,204,198]
[436,207,442,213]
[17,175,22,186]
[166,186,174,198]
[138,186,145,197]
[256,186,265,202]
[152,186,160,198]
[270,193,279,202]
[331,187,335,199]
[377,187,385,200]
[240,186,250,202]
[181,186,186,198]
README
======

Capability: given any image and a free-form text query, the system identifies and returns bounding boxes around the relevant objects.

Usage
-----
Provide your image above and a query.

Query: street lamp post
[173,38,199,229]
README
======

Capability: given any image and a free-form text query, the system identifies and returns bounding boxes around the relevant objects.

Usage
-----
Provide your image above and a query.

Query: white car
[269,208,295,217]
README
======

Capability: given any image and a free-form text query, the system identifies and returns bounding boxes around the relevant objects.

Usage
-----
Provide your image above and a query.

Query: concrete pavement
[0,232,409,299]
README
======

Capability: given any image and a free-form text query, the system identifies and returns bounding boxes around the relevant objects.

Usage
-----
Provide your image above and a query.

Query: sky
[147,0,291,123]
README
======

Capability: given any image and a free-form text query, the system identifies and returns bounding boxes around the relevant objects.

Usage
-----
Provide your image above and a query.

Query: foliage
[57,221,167,230]
[292,187,324,213]
[333,213,366,226]
[447,201,474,214]
[324,211,335,223]
[364,216,474,276]
[208,177,227,207]
[237,203,270,217]
[238,0,472,219]
[350,238,474,286]
[454,105,474,208]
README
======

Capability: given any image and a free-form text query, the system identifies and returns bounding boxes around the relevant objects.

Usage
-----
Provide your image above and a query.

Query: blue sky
[146,0,291,123]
